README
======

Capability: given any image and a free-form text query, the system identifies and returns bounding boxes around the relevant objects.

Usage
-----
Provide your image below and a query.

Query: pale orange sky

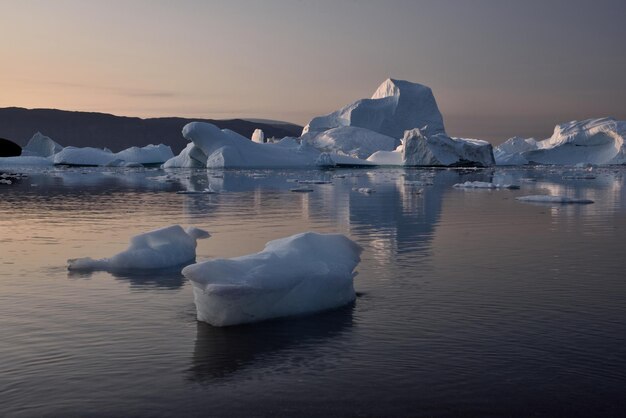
[2,0,625,143]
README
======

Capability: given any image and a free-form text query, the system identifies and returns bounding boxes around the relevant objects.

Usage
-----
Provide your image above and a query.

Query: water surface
[1,166,625,417]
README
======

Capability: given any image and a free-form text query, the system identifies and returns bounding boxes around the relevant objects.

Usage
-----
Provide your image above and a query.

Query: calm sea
[1,166,625,417]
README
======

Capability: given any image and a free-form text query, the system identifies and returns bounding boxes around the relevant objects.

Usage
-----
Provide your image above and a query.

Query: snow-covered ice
[493,136,538,165]
[183,232,362,327]
[516,195,594,204]
[67,225,210,271]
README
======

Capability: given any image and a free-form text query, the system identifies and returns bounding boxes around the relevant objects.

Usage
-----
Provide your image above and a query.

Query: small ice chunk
[353,187,375,194]
[183,232,362,326]
[453,181,520,189]
[67,225,210,271]
[290,187,314,193]
[516,195,594,204]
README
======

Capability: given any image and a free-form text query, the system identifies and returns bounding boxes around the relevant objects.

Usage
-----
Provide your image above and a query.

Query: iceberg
[113,144,174,165]
[67,225,210,271]
[303,78,445,138]
[54,144,173,166]
[402,129,495,167]
[305,126,399,159]
[496,118,626,166]
[493,136,538,165]
[183,232,362,327]
[22,132,64,157]
[163,122,372,168]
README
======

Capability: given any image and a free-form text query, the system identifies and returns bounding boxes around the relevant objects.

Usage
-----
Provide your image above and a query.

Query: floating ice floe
[453,181,520,189]
[516,195,594,204]
[353,187,375,194]
[495,118,626,166]
[67,225,210,271]
[183,232,362,326]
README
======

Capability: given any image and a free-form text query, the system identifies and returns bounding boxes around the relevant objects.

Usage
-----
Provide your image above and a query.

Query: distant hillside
[0,108,303,153]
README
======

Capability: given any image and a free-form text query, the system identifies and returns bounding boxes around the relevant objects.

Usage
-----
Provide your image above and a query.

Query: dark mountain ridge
[0,107,303,153]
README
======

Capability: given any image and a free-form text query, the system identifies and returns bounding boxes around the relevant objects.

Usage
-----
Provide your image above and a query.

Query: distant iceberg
[183,232,362,327]
[54,144,174,166]
[67,225,210,271]
[495,118,626,166]
[22,132,64,157]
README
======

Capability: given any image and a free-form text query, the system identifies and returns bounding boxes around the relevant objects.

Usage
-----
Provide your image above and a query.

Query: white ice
[54,144,173,166]
[183,232,362,327]
[303,78,446,138]
[67,225,210,271]
[304,126,399,159]
[516,195,594,204]
[454,181,520,189]
[163,122,373,168]
[495,118,626,166]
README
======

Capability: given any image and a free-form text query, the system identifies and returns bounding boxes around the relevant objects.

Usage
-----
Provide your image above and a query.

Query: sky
[1,0,625,144]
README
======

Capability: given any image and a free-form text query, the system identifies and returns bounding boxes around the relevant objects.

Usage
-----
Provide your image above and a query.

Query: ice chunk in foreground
[303,78,446,138]
[67,225,210,271]
[183,232,362,327]
[22,132,64,157]
[516,195,594,204]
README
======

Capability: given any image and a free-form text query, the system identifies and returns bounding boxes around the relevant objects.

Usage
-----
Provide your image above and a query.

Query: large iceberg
[303,78,445,138]
[22,132,64,157]
[67,225,210,271]
[0,156,54,167]
[183,232,362,327]
[163,122,372,168]
[495,118,626,165]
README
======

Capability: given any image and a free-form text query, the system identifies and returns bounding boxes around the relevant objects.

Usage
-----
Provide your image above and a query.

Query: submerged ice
[67,225,210,271]
[183,232,362,327]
